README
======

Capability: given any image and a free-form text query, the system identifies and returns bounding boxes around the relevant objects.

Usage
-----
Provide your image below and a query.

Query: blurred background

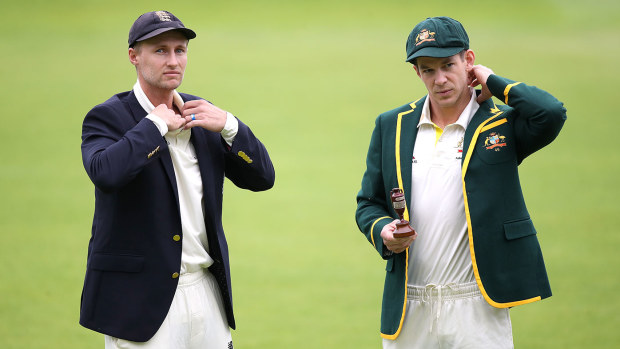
[1,0,618,347]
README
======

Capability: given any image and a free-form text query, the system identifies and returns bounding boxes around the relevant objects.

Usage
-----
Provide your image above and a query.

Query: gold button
[173,235,181,241]
[172,272,179,279]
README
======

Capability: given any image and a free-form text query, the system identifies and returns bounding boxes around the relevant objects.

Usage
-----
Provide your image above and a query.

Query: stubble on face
[131,31,188,93]
[415,53,473,115]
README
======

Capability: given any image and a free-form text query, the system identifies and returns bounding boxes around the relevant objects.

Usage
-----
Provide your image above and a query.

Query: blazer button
[173,234,181,241]
[172,272,179,279]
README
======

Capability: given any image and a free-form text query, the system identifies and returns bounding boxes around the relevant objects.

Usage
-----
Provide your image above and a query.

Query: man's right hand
[381,219,417,254]
[152,104,186,131]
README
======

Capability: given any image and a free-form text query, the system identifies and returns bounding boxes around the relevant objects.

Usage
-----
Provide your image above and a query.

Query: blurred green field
[1,0,619,348]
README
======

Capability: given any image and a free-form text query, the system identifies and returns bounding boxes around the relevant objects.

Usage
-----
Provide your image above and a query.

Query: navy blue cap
[128,11,196,48]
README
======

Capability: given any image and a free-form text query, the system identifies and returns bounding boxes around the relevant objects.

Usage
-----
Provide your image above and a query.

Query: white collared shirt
[408,89,479,286]
[134,81,238,274]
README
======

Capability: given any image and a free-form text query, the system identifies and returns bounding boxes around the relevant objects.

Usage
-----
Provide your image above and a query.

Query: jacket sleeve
[81,103,166,191]
[486,74,567,163]
[355,116,395,259]
[224,117,275,192]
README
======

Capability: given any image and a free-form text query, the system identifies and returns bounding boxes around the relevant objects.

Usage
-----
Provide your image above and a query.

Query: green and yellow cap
[405,16,469,64]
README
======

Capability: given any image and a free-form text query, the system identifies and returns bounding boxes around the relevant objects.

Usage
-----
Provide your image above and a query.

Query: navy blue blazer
[80,90,275,342]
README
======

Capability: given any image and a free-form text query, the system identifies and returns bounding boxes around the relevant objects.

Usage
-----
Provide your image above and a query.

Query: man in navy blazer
[80,11,275,348]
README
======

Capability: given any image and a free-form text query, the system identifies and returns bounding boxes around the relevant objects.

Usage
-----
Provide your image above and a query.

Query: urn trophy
[390,188,417,238]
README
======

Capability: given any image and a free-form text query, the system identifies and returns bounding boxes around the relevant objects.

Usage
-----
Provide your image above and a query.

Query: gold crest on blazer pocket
[476,119,515,164]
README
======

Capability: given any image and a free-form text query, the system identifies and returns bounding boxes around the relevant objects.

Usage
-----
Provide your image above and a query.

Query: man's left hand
[468,64,494,104]
[182,99,227,132]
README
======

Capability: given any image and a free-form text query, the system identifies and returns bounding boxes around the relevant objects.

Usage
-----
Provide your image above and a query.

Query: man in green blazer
[355,17,566,348]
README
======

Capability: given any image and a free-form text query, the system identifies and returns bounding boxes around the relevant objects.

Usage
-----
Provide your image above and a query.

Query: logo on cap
[415,29,436,46]
[155,11,172,22]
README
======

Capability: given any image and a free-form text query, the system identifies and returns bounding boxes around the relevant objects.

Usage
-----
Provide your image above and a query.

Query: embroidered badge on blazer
[237,151,253,164]
[484,132,507,151]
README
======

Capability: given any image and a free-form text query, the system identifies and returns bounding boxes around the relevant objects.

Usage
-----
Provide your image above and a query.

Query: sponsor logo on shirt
[456,137,464,159]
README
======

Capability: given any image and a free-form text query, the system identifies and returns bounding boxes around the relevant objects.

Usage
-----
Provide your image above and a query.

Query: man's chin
[159,80,183,91]
[431,96,456,107]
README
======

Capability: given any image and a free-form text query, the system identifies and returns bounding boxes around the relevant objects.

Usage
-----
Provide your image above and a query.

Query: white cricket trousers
[105,269,232,349]
[383,282,514,349]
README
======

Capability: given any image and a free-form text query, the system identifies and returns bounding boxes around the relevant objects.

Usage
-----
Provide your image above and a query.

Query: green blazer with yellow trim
[355,74,566,339]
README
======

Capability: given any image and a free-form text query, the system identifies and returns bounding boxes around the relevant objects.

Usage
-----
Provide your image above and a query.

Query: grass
[1,0,619,348]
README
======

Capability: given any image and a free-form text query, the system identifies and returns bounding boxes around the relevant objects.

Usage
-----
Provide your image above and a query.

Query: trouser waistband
[407,282,480,301]
[178,269,210,287]
[407,282,481,333]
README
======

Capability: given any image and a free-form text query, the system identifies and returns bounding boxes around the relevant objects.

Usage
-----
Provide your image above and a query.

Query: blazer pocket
[476,121,515,165]
[386,258,394,272]
[89,253,144,273]
[504,218,537,240]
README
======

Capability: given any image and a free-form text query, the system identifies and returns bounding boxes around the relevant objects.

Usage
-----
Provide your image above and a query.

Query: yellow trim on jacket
[380,249,409,340]
[503,82,522,104]
[480,118,507,133]
[380,100,418,340]
[394,101,418,222]
[370,216,392,249]
[461,105,541,308]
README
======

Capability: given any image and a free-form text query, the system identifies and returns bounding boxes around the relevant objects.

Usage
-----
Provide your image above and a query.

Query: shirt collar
[133,80,185,115]
[133,80,189,138]
[417,87,479,130]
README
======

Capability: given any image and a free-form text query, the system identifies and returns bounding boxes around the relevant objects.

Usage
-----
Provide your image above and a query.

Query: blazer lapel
[127,90,148,124]
[462,98,499,165]
[127,90,179,202]
[190,128,223,250]
[190,129,216,197]
[397,98,424,221]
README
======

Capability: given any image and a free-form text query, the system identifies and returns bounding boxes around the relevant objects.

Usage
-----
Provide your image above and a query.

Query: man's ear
[128,48,139,66]
[465,49,475,69]
[413,64,421,78]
